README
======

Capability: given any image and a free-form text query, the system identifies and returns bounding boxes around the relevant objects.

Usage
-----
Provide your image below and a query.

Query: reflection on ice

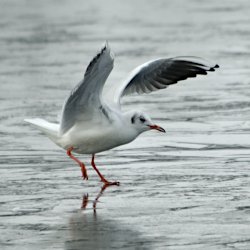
[80,183,112,211]
[65,185,151,250]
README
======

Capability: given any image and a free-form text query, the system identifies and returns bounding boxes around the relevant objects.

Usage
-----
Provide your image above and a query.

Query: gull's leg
[91,154,120,186]
[67,147,88,180]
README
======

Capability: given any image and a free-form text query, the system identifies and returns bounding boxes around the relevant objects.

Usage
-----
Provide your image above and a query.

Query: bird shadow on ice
[64,184,152,250]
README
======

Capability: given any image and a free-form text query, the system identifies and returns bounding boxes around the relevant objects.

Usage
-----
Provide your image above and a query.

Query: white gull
[25,43,219,185]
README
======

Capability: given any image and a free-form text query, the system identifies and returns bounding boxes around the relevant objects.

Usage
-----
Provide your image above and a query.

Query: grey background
[0,0,250,249]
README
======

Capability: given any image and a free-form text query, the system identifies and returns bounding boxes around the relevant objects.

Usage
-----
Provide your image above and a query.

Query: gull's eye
[139,117,146,123]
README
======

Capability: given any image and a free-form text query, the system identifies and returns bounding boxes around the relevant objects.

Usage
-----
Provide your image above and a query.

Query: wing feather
[60,43,114,134]
[112,56,219,106]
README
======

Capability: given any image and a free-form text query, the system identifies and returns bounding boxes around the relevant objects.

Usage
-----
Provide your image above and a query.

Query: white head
[127,111,165,135]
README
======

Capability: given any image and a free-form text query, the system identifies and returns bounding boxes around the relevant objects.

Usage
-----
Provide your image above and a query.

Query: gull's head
[129,111,165,134]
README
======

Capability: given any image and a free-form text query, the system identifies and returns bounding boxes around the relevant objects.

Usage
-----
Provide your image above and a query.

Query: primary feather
[60,42,114,134]
[112,56,219,106]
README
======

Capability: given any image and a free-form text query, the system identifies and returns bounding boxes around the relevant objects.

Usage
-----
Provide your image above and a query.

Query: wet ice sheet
[1,0,250,249]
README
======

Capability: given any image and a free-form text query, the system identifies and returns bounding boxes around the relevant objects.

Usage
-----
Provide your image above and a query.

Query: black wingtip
[103,41,108,50]
[85,44,109,75]
[208,64,219,72]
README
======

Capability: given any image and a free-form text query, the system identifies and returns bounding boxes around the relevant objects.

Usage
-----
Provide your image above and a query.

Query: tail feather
[24,118,59,141]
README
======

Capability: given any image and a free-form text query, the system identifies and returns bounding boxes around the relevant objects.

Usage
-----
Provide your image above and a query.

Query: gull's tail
[24,118,60,143]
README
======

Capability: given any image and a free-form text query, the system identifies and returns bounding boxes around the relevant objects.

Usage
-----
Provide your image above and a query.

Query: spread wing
[112,56,219,107]
[60,43,114,134]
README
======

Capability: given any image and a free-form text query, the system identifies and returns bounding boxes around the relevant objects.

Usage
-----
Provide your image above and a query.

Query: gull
[25,43,219,186]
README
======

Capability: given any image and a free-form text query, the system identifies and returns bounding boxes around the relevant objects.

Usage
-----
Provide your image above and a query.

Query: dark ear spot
[131,115,136,124]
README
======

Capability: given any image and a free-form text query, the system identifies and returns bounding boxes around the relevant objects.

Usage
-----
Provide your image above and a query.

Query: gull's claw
[102,180,120,186]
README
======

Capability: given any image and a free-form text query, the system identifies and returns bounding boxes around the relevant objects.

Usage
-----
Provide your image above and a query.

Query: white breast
[57,120,138,154]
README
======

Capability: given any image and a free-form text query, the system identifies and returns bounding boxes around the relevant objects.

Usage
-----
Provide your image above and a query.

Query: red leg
[91,154,119,186]
[67,147,88,180]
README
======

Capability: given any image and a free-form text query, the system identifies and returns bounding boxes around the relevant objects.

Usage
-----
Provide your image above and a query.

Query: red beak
[149,125,166,133]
